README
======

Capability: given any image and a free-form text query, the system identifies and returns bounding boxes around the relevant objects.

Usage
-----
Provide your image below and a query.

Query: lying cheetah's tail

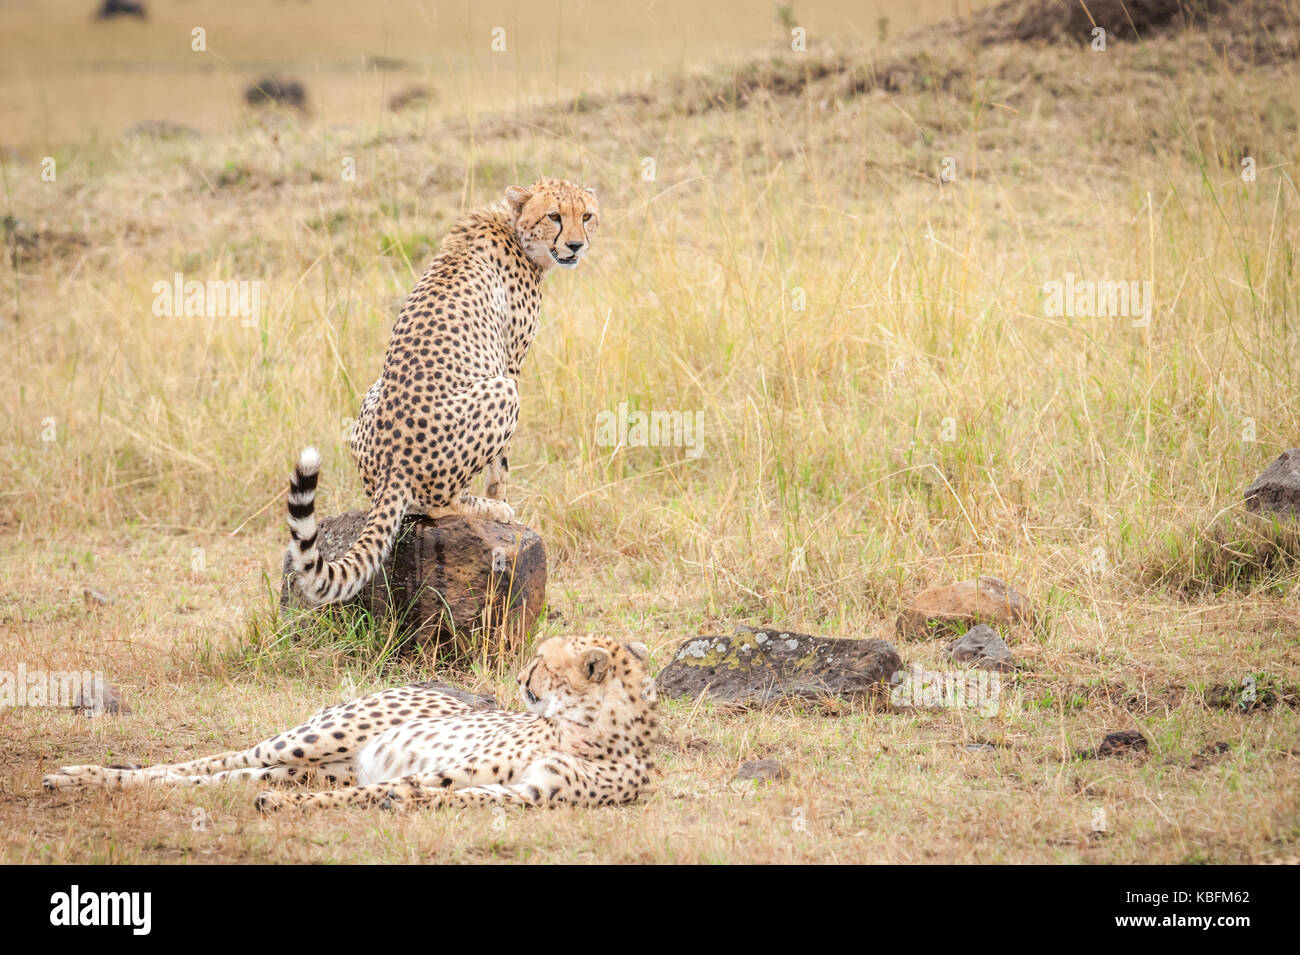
[285,448,409,607]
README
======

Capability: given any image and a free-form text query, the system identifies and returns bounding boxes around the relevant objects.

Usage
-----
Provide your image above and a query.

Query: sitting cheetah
[285,178,599,606]
[42,636,658,813]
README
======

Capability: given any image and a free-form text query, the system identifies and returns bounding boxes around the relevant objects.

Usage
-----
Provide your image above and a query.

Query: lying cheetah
[286,178,599,606]
[42,636,658,813]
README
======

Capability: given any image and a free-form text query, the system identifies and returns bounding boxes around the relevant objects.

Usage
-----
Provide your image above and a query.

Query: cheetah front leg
[380,782,545,811]
[484,452,509,502]
[255,775,545,813]
[254,764,473,812]
[192,760,357,788]
[254,777,413,812]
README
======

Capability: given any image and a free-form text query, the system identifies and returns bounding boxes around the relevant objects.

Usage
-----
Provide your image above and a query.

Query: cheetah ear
[580,648,611,683]
[623,642,649,662]
[583,186,597,198]
[504,185,532,213]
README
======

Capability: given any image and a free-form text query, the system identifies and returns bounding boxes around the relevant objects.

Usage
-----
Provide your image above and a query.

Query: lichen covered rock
[656,627,902,706]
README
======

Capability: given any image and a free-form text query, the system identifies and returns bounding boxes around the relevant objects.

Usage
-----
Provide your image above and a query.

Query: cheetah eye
[548,213,561,223]
[582,213,592,222]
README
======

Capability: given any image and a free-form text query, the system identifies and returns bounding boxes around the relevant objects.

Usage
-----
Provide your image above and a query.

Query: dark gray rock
[947,623,1016,672]
[1245,449,1300,519]
[281,512,547,657]
[735,759,788,782]
[410,682,498,710]
[656,627,902,706]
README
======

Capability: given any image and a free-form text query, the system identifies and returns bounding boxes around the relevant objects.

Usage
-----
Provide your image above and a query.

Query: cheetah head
[518,636,656,721]
[504,178,599,272]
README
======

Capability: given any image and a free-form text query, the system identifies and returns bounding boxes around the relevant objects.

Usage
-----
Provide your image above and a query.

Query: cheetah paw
[42,766,95,790]
[254,790,292,813]
[42,772,77,791]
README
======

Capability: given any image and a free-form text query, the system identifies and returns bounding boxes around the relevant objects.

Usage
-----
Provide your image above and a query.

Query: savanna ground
[2,0,1299,863]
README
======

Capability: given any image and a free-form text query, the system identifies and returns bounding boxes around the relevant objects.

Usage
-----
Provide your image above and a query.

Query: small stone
[83,588,111,608]
[1079,729,1147,759]
[735,759,788,782]
[947,623,1016,672]
[897,575,1035,639]
[1190,741,1231,769]
[72,677,130,717]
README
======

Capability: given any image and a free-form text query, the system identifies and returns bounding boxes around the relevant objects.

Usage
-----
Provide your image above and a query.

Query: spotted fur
[42,636,658,815]
[257,636,657,812]
[286,179,600,606]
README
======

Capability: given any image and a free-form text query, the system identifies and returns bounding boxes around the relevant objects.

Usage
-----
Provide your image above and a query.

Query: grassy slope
[2,4,1299,862]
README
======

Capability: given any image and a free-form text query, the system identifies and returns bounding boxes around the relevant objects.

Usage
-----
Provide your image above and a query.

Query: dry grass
[2,0,1299,863]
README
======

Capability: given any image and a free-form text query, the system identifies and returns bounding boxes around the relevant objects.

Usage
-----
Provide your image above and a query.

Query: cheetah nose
[566,241,584,253]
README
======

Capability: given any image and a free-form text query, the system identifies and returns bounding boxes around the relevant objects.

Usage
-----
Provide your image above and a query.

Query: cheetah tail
[286,445,322,572]
[284,448,409,607]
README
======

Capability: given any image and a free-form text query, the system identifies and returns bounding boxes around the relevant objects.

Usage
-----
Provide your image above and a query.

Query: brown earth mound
[945,0,1231,44]
[655,0,1297,117]
[915,0,1297,61]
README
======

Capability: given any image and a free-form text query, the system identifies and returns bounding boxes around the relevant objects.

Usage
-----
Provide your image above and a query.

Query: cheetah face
[518,636,651,715]
[518,643,577,714]
[504,179,599,272]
